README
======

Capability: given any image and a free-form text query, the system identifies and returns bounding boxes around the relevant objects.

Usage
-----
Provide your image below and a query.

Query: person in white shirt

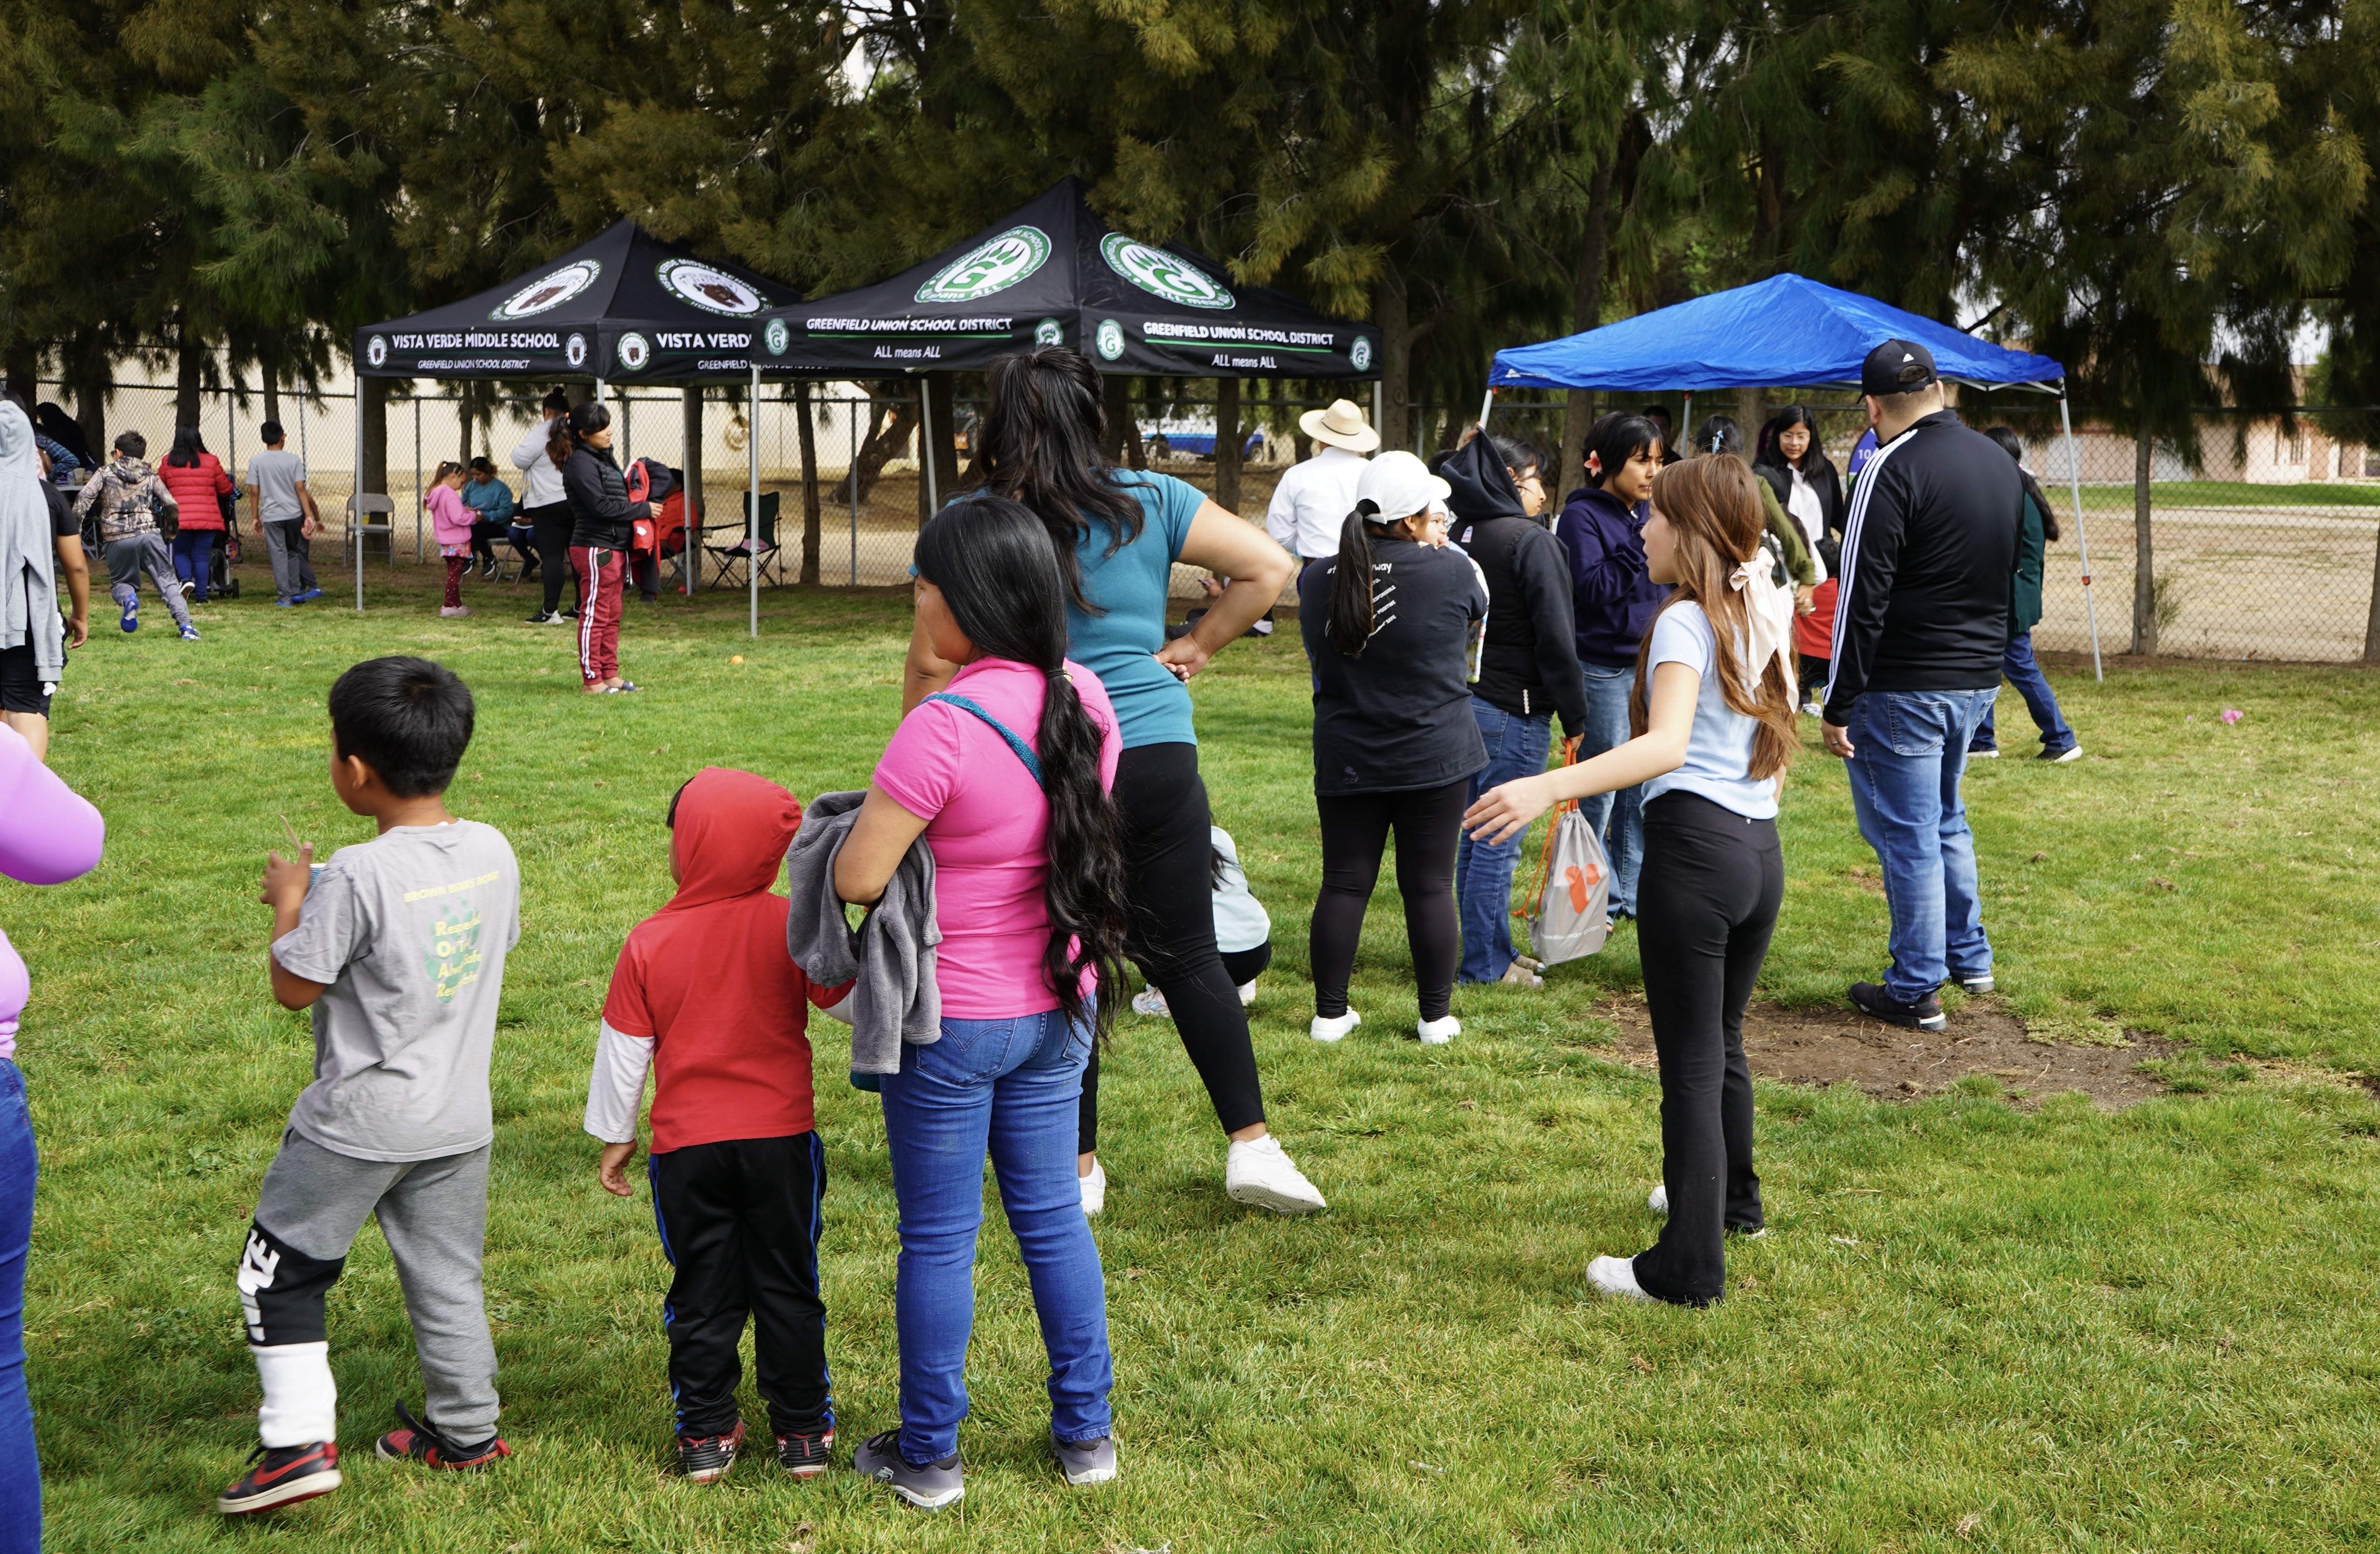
[1264,399,1376,561]
[510,387,578,623]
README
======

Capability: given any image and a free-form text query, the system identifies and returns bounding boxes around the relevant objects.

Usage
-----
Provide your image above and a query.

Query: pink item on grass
[0,723,107,1058]
[2219,708,2244,725]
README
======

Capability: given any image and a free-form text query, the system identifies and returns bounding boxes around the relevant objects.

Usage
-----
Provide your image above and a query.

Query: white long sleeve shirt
[510,416,567,510]
[1264,445,1367,560]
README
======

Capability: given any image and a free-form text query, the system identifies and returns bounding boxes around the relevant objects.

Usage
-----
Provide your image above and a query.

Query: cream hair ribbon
[1728,558,1795,691]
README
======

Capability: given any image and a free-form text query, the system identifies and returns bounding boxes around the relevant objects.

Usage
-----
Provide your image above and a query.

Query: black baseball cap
[1861,338,1938,396]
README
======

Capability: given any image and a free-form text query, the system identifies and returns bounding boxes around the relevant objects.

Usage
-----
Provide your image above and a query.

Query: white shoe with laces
[1131,987,1168,1018]
[1647,1183,1668,1215]
[1310,1010,1360,1043]
[1078,1158,1106,1217]
[1224,1136,1326,1214]
[1414,1016,1460,1045]
[1587,1254,1653,1301]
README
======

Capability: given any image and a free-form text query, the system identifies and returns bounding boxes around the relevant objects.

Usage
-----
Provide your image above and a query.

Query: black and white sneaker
[678,1420,744,1483]
[2039,745,2083,763]
[217,1441,340,1515]
[776,1424,833,1478]
[1051,1431,1117,1486]
[525,610,554,624]
[853,1429,963,1510]
[1850,981,1946,1031]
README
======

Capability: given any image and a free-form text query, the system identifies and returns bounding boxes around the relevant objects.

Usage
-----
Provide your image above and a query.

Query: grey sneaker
[1051,1432,1117,1486]
[853,1429,962,1510]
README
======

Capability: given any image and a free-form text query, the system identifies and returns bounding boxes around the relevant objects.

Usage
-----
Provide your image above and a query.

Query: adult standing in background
[553,402,646,693]
[1558,412,1666,923]
[1263,399,1376,563]
[1757,407,1848,714]
[1822,340,2020,1032]
[245,421,322,607]
[1442,434,1583,989]
[0,400,86,761]
[460,458,516,579]
[157,427,234,605]
[515,388,578,624]
[1969,427,2081,763]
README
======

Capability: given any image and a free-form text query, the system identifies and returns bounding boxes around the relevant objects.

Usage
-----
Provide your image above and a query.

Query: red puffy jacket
[157,452,234,531]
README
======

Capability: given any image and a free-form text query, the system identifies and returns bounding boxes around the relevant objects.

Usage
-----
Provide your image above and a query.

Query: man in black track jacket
[1442,434,1584,988]
[1822,340,2020,1032]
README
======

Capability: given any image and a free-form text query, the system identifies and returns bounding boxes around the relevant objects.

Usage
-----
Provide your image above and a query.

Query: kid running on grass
[74,431,197,640]
[583,767,851,1484]
[219,656,520,1516]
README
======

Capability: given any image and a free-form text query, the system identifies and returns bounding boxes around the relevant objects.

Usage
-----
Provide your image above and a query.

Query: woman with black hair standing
[514,388,578,622]
[903,346,1318,1217]
[1755,407,1848,714]
[551,401,648,693]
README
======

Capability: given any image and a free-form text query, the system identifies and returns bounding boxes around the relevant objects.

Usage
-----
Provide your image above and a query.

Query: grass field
[2071,479,2380,511]
[21,571,2380,1552]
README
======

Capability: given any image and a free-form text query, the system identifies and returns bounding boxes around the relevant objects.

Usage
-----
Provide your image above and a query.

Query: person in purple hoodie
[1556,413,1667,920]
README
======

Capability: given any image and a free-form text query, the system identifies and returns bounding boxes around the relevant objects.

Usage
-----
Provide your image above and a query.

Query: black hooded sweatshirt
[1441,437,1586,738]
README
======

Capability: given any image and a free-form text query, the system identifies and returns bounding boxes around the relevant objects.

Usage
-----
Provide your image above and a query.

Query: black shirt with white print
[1298,535,1489,795]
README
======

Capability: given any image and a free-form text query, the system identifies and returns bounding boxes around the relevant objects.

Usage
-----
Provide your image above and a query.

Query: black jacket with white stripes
[1822,409,2020,725]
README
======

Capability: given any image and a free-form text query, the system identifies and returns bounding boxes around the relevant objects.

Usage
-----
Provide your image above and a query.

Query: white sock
[252,1342,336,1447]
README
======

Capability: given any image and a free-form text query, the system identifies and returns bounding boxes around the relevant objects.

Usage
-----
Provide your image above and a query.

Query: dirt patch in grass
[1603,996,2185,1110]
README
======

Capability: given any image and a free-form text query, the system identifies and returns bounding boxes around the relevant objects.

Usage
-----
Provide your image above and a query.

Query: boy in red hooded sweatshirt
[584,767,851,1483]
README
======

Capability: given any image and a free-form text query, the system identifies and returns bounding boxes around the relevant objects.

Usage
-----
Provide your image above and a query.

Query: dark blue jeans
[0,1061,38,1554]
[1578,662,1645,916]
[878,1010,1110,1464]
[1844,689,1996,1003]
[1972,632,2076,756]
[170,528,218,602]
[1455,698,1552,982]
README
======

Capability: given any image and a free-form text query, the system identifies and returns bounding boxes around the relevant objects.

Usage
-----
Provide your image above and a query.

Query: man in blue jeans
[1822,341,2022,1031]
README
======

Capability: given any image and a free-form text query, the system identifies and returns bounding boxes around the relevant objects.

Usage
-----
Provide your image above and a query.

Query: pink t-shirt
[871,657,1121,1017]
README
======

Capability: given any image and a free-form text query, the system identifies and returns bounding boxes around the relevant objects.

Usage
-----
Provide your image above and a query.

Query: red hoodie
[601,767,850,1152]
[156,451,233,531]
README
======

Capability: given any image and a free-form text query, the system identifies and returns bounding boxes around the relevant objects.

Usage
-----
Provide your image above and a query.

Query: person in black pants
[1466,456,1800,1306]
[511,387,581,622]
[1300,451,1487,1045]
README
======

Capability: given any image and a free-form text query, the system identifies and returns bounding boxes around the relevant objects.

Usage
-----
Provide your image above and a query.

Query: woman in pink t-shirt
[831,495,1131,1506]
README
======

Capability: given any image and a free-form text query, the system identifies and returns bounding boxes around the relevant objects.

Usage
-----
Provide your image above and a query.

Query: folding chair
[343,494,397,567]
[706,491,782,589]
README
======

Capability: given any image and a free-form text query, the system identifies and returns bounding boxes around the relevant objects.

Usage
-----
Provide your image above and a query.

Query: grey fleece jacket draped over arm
[782,790,941,1077]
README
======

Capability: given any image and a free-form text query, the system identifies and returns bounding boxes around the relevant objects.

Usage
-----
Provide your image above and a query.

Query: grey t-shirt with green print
[271,819,522,1163]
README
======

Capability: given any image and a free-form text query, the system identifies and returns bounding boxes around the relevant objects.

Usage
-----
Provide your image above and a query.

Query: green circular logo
[1100,233,1234,310]
[1350,336,1374,372]
[616,332,650,371]
[764,317,790,356]
[916,226,1052,304]
[1033,318,1064,347]
[1094,320,1126,361]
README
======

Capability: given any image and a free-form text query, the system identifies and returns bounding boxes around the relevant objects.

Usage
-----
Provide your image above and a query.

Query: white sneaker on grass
[1131,987,1168,1017]
[1237,980,1257,1007]
[1587,1254,1653,1301]
[1414,1016,1460,1045]
[1078,1158,1106,1217]
[1647,1183,1668,1215]
[1224,1136,1326,1213]
[1310,1010,1360,1043]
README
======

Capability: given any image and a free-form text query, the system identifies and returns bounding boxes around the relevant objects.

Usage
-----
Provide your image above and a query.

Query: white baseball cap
[1355,450,1453,523]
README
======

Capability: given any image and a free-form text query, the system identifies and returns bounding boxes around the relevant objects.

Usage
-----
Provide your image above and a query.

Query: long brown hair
[1628,457,1799,781]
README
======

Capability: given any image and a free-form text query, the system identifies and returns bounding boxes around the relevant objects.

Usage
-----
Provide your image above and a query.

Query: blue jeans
[1972,632,2076,756]
[0,1062,38,1554]
[1844,690,1997,1004]
[878,1010,1111,1464]
[1578,663,1645,917]
[170,528,217,602]
[1455,698,1552,981]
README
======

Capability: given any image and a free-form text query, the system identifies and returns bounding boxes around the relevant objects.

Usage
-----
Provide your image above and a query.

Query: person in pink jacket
[423,463,475,619]
[157,427,235,604]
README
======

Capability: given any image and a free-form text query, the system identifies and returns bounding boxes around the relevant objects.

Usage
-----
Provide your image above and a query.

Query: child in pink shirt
[423,463,474,617]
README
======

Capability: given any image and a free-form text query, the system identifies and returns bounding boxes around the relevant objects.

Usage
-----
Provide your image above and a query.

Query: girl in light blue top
[1465,456,1798,1309]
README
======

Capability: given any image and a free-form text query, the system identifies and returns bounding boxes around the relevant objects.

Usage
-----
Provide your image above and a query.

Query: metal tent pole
[352,368,364,612]
[413,396,422,563]
[748,365,760,639]
[1476,385,1495,435]
[2057,387,2104,682]
[919,376,938,514]
[849,402,858,586]
[1372,380,1383,442]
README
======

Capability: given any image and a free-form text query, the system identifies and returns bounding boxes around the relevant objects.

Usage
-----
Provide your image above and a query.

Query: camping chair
[705,491,783,589]
[343,494,397,567]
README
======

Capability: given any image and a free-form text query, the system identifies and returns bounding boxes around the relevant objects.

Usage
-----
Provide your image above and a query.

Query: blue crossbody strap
[923,692,1044,789]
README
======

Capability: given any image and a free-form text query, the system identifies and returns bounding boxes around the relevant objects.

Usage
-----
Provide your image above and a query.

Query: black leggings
[1310,778,1469,1023]
[1631,791,1782,1306]
[525,502,578,614]
[1078,742,1266,1155]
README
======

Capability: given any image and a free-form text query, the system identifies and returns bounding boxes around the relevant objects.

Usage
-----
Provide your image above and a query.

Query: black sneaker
[776,1424,833,1478]
[525,609,554,624]
[1968,745,1999,759]
[218,1440,341,1515]
[853,1428,963,1509]
[1849,981,1946,1031]
[678,1420,744,1483]
[374,1399,510,1470]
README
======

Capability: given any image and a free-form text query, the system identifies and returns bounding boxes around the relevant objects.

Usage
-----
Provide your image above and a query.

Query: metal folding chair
[343,494,397,567]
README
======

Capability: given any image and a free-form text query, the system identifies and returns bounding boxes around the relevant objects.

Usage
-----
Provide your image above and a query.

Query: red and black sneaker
[776,1424,834,1479]
[374,1400,510,1470]
[217,1440,341,1515]
[678,1419,745,1483]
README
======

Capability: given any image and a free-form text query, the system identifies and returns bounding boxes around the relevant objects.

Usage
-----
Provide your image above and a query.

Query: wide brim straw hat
[1299,398,1380,453]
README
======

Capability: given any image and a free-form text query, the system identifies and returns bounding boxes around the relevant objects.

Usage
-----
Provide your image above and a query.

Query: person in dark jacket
[1753,406,1846,568]
[1969,427,2080,763]
[1557,412,1666,921]
[551,401,648,693]
[1821,340,2020,1032]
[1444,434,1583,987]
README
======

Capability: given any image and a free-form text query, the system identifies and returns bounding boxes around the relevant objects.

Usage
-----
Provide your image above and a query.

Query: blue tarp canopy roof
[1488,273,2064,393]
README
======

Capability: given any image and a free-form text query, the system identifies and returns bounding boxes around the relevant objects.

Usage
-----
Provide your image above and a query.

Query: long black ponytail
[964,347,1146,615]
[1326,505,1386,657]
[914,496,1131,1039]
[550,399,608,470]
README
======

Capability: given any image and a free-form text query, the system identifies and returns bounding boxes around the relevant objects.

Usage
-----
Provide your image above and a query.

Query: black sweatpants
[1630,791,1782,1306]
[648,1132,830,1438]
[525,502,578,614]
[1078,742,1265,1155]
[1310,778,1469,1023]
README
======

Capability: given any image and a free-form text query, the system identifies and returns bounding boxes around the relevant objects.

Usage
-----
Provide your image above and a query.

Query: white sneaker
[1587,1254,1653,1301]
[1647,1184,1668,1215]
[1131,987,1168,1017]
[439,605,473,618]
[1414,1016,1460,1045]
[1224,1136,1326,1214]
[1310,1010,1360,1043]
[1237,980,1257,1007]
[1079,1158,1106,1217]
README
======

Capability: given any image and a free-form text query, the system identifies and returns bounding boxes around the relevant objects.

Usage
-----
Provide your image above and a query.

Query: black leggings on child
[1309,778,1469,1023]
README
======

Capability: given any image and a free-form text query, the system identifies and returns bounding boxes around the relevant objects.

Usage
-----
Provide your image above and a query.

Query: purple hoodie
[1557,484,1671,667]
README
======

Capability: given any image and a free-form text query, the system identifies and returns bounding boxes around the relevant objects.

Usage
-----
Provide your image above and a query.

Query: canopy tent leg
[1680,391,1692,453]
[594,377,605,406]
[919,376,938,514]
[682,386,700,597]
[413,397,422,564]
[748,365,760,640]
[353,365,364,613]
[1373,381,1383,443]
[2057,389,2103,682]
[1476,385,1495,436]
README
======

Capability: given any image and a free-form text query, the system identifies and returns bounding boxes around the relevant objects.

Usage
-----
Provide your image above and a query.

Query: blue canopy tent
[1484,273,2101,676]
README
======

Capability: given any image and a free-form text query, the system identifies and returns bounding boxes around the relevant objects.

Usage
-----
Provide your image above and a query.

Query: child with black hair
[75,430,198,640]
[219,656,520,1517]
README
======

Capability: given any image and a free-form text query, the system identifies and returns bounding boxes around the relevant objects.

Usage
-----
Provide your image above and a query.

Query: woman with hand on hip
[1467,456,1797,1307]
[903,347,1319,1217]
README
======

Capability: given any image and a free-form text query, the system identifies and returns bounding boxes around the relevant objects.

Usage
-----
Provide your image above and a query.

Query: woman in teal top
[904,347,1322,1217]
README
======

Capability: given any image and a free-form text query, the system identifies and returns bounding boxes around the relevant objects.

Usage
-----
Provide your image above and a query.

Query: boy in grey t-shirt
[245,422,321,604]
[220,657,520,1517]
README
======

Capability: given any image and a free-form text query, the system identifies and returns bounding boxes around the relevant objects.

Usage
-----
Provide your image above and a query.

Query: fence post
[2364,524,2380,663]
[2130,425,2156,654]
[1216,377,1241,516]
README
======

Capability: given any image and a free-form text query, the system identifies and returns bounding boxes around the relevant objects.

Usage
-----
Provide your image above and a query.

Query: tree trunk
[796,382,822,586]
[921,373,961,515]
[1215,377,1242,516]
[66,334,107,461]
[360,376,389,504]
[1374,267,1412,454]
[1101,376,1147,468]
[175,317,205,428]
[261,360,280,430]
[1735,386,1767,450]
[1560,155,1617,487]
[2131,426,2156,654]
[853,386,919,504]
